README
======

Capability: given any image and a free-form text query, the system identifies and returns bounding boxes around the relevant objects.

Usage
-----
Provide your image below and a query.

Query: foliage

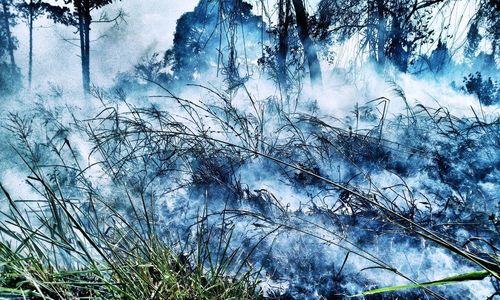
[15,1,72,25]
[464,22,481,62]
[427,40,451,74]
[170,0,262,83]
[0,63,21,95]
[0,108,262,299]
[1,0,499,298]
[474,0,499,60]
[0,221,260,299]
[354,270,490,297]
[462,72,499,105]
[2,80,499,298]
[315,0,444,71]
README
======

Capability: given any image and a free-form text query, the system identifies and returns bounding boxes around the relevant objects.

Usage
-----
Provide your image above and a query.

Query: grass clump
[0,237,260,299]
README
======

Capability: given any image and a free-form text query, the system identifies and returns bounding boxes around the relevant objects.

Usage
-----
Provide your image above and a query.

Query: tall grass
[0,83,498,299]
[0,110,262,299]
[0,174,261,299]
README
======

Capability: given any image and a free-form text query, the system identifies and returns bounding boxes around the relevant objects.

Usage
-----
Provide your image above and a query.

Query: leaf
[351,270,490,297]
[0,286,44,298]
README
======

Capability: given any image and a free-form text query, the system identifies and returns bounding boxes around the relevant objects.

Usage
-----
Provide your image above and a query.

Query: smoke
[1,0,499,299]
[11,0,198,90]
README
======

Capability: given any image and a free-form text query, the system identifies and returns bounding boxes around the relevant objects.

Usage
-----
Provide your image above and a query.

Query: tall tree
[59,0,122,97]
[316,0,446,72]
[277,0,291,85]
[291,0,322,85]
[15,0,71,90]
[0,0,21,95]
[374,0,386,65]
[257,0,322,86]
[474,0,499,62]
[1,0,15,70]
[464,21,481,62]
[171,0,263,84]
[76,0,92,96]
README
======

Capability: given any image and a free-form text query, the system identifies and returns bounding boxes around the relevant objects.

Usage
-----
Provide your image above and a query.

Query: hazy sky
[12,0,199,90]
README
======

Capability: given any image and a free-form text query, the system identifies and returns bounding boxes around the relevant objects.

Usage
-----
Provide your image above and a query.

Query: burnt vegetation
[0,0,499,299]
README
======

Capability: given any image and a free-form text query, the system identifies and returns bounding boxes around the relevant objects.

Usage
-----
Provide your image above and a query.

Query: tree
[464,21,481,62]
[427,39,451,74]
[276,0,291,85]
[461,1,498,81]
[473,0,499,63]
[57,0,122,97]
[171,0,263,86]
[463,71,499,106]
[170,0,323,89]
[264,0,323,86]
[291,0,322,85]
[15,0,71,90]
[0,0,21,95]
[316,0,446,72]
[1,0,16,71]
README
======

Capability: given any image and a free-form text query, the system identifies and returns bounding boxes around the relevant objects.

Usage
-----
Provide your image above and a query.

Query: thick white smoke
[1,1,498,299]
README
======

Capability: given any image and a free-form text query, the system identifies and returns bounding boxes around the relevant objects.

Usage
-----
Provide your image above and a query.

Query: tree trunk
[366,0,376,61]
[84,5,90,93]
[291,0,322,86]
[1,0,16,72]
[387,18,408,72]
[492,39,497,59]
[277,0,290,84]
[375,0,385,65]
[78,0,91,97]
[28,0,33,90]
[227,0,239,83]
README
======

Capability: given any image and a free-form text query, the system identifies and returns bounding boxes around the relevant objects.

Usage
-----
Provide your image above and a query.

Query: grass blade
[352,270,490,297]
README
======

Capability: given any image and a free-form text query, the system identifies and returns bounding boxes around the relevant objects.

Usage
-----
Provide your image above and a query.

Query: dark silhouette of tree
[171,0,262,86]
[171,6,205,82]
[0,0,20,95]
[464,21,481,62]
[15,0,71,90]
[473,0,499,63]
[316,0,446,72]
[171,0,324,88]
[276,0,291,85]
[57,0,122,97]
[463,72,499,105]
[1,0,16,70]
[291,0,322,85]
[262,0,322,86]
[460,1,498,97]
[427,39,451,74]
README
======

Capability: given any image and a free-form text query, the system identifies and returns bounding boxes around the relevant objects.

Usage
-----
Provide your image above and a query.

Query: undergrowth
[0,83,498,299]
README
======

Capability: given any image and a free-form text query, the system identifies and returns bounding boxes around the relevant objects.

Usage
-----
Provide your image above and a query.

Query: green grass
[0,153,261,299]
[352,270,491,297]
[0,238,261,299]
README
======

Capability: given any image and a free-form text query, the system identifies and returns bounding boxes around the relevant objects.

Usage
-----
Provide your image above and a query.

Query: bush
[463,72,499,106]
